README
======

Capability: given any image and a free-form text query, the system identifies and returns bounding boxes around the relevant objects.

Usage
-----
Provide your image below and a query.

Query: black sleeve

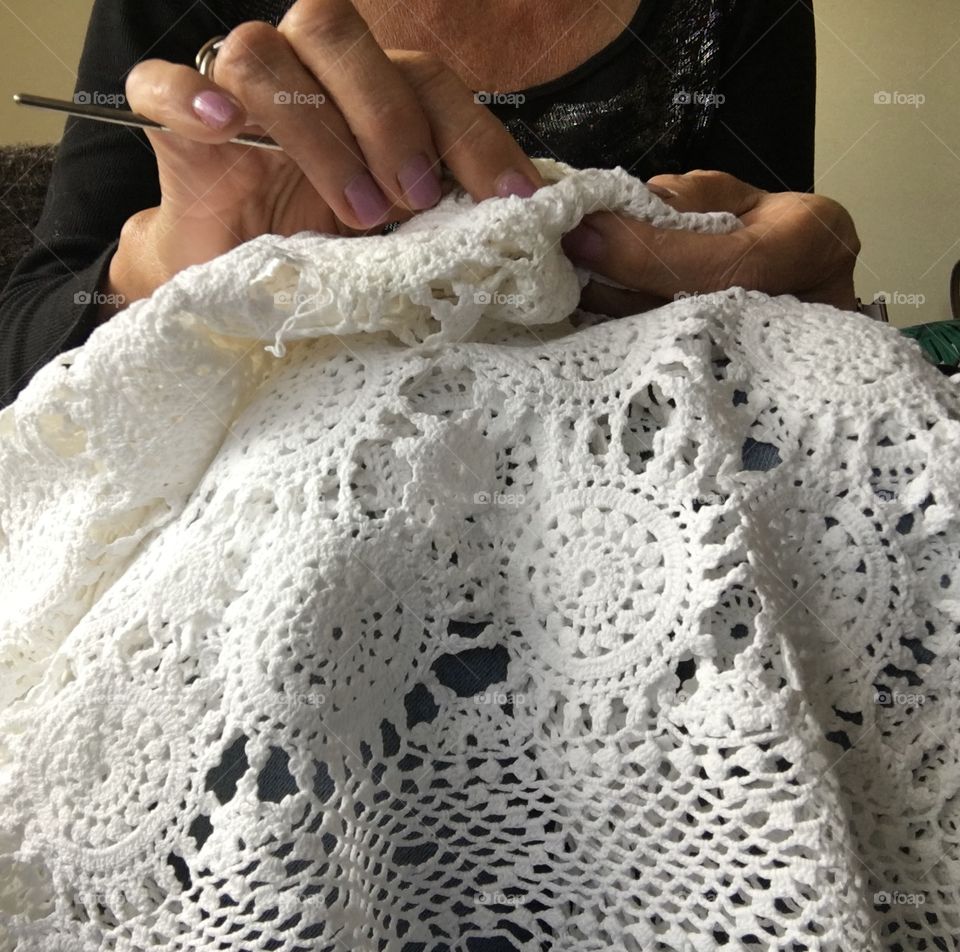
[0,0,235,408]
[689,0,817,193]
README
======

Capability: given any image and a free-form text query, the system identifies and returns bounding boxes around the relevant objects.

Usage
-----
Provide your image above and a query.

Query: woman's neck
[354,0,642,92]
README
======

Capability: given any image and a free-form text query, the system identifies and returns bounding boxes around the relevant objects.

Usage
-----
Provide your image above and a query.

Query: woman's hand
[561,170,861,317]
[98,0,543,320]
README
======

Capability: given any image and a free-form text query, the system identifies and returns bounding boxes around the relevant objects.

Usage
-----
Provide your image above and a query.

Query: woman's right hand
[100,0,544,318]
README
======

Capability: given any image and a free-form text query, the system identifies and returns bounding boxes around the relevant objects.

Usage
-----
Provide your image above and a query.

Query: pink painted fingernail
[192,90,241,129]
[562,222,605,262]
[495,169,538,198]
[344,171,392,228]
[398,153,442,210]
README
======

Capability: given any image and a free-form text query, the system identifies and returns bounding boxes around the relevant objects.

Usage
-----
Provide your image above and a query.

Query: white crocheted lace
[1,159,959,952]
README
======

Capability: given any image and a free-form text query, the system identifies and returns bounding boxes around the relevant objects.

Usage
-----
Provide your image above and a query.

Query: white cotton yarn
[1,158,959,951]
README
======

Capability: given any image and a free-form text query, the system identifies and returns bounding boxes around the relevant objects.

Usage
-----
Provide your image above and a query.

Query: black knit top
[0,0,815,406]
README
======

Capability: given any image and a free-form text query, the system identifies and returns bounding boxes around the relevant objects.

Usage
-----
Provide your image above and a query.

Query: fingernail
[192,90,241,129]
[344,171,392,228]
[495,169,538,199]
[647,183,678,200]
[562,222,605,263]
[398,153,442,210]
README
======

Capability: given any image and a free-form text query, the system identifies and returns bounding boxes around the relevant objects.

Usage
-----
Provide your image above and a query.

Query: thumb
[127,59,249,144]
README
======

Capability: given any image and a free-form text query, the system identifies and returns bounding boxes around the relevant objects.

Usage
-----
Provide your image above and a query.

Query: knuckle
[795,194,860,266]
[847,225,862,260]
[282,0,362,48]
[685,169,736,190]
[648,173,683,190]
[125,60,165,103]
[821,197,861,256]
[689,168,729,181]
[125,60,150,90]
[455,114,512,156]
[399,50,455,91]
[217,20,282,76]
[686,168,756,212]
[358,96,417,136]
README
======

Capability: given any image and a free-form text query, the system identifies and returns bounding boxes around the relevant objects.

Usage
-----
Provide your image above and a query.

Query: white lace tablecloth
[1,159,959,951]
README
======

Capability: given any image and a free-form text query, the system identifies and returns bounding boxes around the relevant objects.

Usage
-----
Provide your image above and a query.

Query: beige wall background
[0,0,958,328]
[0,0,91,143]
[815,0,960,326]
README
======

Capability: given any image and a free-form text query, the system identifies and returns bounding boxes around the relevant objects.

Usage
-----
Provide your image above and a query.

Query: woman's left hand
[561,169,861,316]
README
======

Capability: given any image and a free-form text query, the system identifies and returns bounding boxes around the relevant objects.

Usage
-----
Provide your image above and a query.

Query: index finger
[390,50,545,201]
[277,0,443,212]
[563,211,759,300]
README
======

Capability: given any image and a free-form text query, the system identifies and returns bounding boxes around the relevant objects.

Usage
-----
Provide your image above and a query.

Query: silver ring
[196,35,227,80]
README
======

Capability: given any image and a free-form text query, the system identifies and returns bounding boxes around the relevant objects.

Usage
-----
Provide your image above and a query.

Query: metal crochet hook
[12,92,285,150]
